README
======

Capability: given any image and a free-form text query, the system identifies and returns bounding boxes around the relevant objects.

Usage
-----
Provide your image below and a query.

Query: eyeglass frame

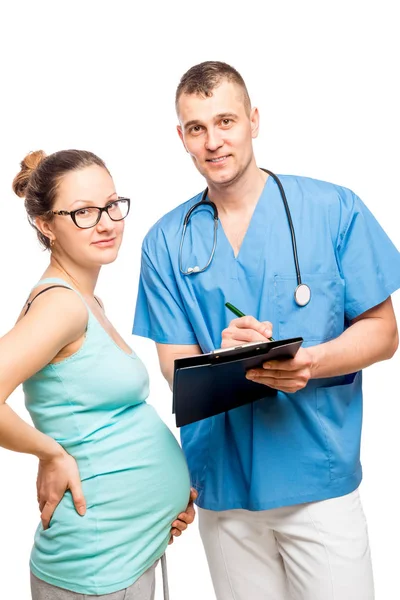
[50,197,130,229]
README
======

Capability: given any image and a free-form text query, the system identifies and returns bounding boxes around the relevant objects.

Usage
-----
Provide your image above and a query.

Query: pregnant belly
[32,404,190,593]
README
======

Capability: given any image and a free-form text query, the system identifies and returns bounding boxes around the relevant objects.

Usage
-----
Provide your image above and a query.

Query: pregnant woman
[0,149,193,599]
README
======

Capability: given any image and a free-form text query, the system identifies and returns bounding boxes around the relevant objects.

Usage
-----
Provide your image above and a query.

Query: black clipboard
[173,337,303,427]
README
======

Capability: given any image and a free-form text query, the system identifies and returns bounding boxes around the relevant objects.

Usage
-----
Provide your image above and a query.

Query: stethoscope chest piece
[294,283,311,307]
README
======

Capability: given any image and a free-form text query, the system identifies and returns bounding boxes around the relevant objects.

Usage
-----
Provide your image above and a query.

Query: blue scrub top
[133,175,400,511]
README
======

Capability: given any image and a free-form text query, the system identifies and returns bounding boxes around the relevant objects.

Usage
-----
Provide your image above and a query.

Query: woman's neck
[42,255,100,297]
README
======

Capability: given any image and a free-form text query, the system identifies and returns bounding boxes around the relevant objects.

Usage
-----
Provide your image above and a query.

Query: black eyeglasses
[51,197,130,229]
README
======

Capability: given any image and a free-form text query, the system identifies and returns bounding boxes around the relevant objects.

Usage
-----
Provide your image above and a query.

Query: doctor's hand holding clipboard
[223,302,314,393]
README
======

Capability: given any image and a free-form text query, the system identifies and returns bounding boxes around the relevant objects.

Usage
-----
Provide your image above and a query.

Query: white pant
[198,489,374,600]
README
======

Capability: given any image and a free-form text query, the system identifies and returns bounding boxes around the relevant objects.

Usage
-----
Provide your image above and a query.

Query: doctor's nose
[205,130,223,152]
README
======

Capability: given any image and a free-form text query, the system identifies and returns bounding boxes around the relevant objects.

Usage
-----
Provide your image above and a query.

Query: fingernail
[264,329,272,337]
[263,363,271,369]
[78,506,86,515]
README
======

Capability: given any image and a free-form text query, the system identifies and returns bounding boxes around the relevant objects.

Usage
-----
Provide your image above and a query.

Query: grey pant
[30,562,157,600]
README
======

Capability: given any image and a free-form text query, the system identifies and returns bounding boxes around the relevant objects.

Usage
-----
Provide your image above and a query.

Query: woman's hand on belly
[37,449,86,529]
[168,487,198,545]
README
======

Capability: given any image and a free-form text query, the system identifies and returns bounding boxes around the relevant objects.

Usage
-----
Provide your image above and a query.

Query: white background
[0,1,399,598]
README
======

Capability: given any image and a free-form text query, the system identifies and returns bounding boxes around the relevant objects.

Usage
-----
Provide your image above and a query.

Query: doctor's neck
[206,161,268,214]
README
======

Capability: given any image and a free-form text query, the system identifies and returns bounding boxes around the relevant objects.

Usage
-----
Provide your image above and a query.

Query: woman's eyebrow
[69,192,117,208]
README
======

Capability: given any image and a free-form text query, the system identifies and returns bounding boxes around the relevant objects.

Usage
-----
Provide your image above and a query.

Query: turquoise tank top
[23,278,191,595]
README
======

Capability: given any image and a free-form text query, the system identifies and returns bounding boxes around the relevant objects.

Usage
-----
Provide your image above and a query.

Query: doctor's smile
[206,155,231,164]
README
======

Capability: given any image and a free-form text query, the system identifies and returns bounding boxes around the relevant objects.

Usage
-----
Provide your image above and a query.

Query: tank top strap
[31,278,103,305]
[31,277,74,292]
[27,277,93,316]
[30,277,87,304]
[28,278,110,349]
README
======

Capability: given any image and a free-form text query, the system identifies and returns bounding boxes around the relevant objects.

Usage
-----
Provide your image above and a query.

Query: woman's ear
[35,216,55,245]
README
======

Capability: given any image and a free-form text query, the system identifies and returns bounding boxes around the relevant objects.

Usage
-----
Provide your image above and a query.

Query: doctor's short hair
[175,61,251,115]
[12,149,108,249]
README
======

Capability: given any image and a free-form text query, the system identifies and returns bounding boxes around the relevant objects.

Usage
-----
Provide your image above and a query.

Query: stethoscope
[179,168,311,307]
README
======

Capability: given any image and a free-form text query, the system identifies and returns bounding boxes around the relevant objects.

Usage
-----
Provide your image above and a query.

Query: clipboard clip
[211,340,266,359]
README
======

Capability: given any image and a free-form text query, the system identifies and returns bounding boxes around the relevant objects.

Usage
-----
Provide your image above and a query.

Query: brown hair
[12,149,108,249]
[175,61,251,114]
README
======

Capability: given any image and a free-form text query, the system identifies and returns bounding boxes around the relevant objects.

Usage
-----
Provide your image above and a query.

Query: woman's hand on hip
[37,449,86,529]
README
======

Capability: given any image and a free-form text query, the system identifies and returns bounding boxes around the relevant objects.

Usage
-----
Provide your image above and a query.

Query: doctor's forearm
[157,343,202,392]
[310,313,398,379]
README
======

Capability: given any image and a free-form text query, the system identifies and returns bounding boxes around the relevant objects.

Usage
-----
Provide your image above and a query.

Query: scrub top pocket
[274,273,345,344]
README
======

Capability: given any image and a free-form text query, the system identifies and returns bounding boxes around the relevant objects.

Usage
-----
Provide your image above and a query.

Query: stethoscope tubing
[260,168,301,287]
[179,168,311,306]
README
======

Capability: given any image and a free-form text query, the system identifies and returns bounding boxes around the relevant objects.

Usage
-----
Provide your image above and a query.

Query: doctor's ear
[177,125,189,152]
[250,107,260,139]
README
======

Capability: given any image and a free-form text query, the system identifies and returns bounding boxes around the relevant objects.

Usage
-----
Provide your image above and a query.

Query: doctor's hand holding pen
[221,315,274,348]
[224,302,314,393]
[222,303,274,348]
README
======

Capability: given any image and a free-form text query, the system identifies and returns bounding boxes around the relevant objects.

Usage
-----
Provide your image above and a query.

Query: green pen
[225,302,275,341]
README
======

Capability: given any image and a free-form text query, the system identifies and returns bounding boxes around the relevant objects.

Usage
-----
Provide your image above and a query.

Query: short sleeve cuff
[132,325,198,345]
[346,275,400,320]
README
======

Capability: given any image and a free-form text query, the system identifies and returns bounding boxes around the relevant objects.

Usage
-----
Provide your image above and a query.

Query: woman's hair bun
[12,150,47,198]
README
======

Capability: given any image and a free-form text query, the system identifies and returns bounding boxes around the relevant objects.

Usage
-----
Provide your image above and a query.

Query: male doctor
[133,61,400,600]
